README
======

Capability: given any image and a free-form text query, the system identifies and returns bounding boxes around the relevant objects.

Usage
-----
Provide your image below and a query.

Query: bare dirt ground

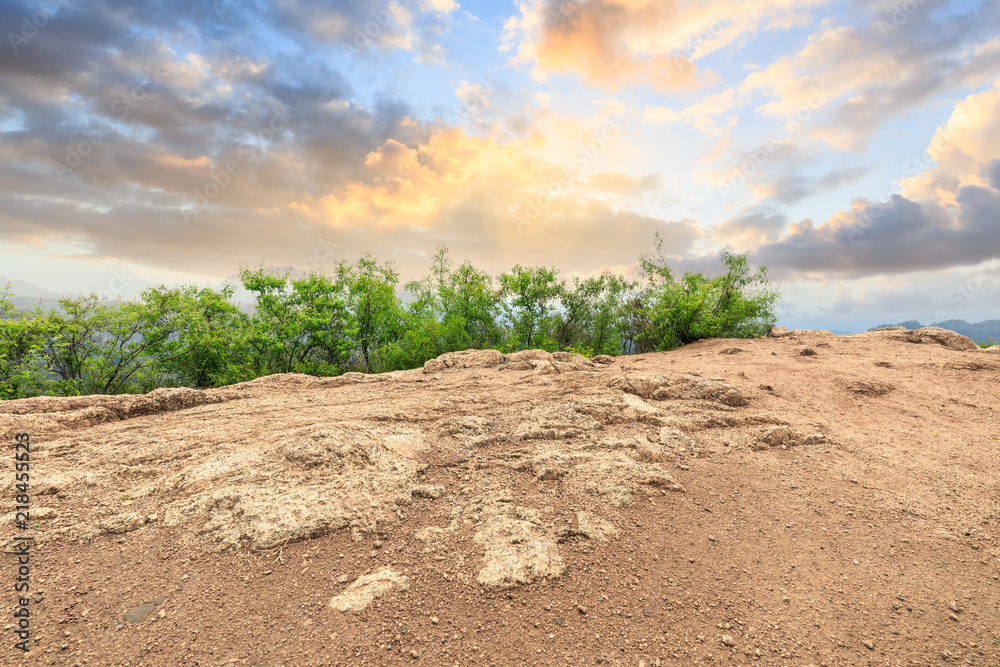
[2,327,999,666]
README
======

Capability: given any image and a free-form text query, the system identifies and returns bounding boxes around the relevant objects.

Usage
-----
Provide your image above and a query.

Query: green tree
[553,273,633,356]
[498,265,563,349]
[337,254,404,373]
[39,295,180,395]
[635,233,779,351]
[441,261,502,351]
[239,268,355,377]
[141,284,246,387]
[0,285,61,398]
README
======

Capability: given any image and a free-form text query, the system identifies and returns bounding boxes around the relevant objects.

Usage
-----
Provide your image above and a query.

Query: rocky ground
[2,326,999,666]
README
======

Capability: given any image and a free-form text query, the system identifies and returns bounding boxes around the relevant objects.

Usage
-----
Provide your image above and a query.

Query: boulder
[504,349,553,363]
[891,327,979,352]
[423,349,505,373]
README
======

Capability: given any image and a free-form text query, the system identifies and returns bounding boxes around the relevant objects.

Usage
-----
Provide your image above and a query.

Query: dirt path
[3,329,999,665]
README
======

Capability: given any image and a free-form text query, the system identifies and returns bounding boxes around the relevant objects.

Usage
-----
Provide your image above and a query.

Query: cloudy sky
[1,0,999,331]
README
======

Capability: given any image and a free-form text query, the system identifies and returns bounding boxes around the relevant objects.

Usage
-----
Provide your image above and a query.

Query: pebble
[948,600,960,612]
[721,635,735,647]
[863,640,874,650]
[708,535,716,542]
[431,617,439,625]
[576,605,587,615]
[337,574,350,584]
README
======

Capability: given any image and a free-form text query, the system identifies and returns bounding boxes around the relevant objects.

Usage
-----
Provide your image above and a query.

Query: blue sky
[1,0,999,331]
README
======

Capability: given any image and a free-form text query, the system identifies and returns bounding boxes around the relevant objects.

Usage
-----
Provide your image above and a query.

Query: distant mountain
[0,276,64,311]
[869,319,1000,344]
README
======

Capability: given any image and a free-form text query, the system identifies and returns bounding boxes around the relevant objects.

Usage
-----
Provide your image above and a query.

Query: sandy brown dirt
[2,328,999,666]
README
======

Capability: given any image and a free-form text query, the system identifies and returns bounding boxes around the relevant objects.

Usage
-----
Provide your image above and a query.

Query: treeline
[0,237,779,399]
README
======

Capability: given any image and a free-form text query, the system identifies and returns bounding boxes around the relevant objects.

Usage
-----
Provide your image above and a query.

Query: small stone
[863,640,874,650]
[799,346,817,356]
[721,635,735,647]
[409,649,419,659]
[337,574,350,584]
[948,600,960,612]
[577,605,587,615]
[708,535,716,542]
[431,616,439,625]
[949,613,960,622]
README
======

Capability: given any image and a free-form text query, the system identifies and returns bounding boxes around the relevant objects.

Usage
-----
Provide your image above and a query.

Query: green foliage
[0,284,59,399]
[141,284,246,386]
[632,233,778,352]
[498,265,563,349]
[979,337,997,349]
[553,273,632,356]
[239,268,356,378]
[0,239,782,398]
[336,253,405,373]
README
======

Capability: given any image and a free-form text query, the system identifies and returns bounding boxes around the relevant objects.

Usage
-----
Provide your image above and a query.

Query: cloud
[748,76,1000,280]
[752,186,1000,279]
[501,0,823,92]
[680,1,1000,151]
[0,0,687,283]
[713,209,787,249]
[584,172,662,195]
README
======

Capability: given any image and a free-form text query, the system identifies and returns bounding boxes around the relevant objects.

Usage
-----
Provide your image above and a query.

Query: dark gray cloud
[752,183,1000,279]
[985,158,1000,191]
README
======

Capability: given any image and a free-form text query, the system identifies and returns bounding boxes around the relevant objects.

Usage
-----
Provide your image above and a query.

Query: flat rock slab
[123,596,166,624]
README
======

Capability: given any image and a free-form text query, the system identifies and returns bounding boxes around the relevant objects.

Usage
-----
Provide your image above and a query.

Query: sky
[1,0,999,332]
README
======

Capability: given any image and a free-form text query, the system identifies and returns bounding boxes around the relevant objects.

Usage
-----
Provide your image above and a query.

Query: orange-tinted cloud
[502,0,823,92]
